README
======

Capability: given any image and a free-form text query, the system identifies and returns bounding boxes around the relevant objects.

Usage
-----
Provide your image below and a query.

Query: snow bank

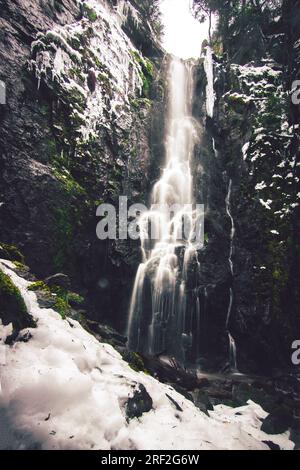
[0,261,294,450]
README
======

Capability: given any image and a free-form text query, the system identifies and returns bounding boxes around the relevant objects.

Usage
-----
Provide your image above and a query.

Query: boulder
[0,268,36,339]
[125,384,153,420]
[262,441,281,451]
[193,390,214,415]
[261,406,293,435]
[44,273,71,290]
[232,382,280,413]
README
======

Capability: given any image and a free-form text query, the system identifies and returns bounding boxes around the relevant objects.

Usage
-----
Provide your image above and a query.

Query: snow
[115,0,141,29]
[242,142,250,160]
[259,199,272,210]
[227,92,252,104]
[0,260,294,450]
[272,174,283,179]
[227,61,298,221]
[255,182,267,191]
[234,64,281,79]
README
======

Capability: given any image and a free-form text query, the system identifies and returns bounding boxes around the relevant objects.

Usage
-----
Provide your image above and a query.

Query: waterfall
[225,179,238,372]
[127,57,202,363]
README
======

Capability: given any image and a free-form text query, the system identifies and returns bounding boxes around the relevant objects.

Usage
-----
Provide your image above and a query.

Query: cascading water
[225,179,238,371]
[127,57,203,363]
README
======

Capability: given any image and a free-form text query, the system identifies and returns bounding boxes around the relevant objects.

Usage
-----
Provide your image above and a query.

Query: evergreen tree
[193,0,283,62]
[135,0,163,39]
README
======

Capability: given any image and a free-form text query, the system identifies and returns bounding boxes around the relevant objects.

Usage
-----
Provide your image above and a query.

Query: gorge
[0,0,300,451]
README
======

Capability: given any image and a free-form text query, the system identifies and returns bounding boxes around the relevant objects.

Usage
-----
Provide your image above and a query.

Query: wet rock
[193,390,214,415]
[0,0,165,339]
[166,394,183,412]
[262,441,281,451]
[45,274,71,290]
[17,330,33,343]
[0,267,36,337]
[261,406,293,435]
[0,243,24,263]
[170,384,194,403]
[197,377,211,388]
[232,382,280,413]
[11,263,36,282]
[121,350,147,373]
[125,384,153,420]
[87,69,96,93]
[35,290,57,310]
[86,320,127,347]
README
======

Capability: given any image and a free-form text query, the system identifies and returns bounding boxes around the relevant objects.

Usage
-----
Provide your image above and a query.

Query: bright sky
[160,0,210,59]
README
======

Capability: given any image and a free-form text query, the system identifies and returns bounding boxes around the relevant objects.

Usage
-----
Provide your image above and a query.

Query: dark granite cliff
[191,0,300,374]
[0,0,166,331]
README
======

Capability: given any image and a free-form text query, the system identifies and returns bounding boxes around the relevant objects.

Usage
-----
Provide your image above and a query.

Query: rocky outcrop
[0,0,166,331]
[0,265,36,339]
[125,383,153,420]
[191,1,300,374]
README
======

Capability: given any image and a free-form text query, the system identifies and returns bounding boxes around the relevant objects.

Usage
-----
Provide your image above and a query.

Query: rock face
[261,406,294,435]
[191,1,300,374]
[1,0,299,376]
[0,0,165,331]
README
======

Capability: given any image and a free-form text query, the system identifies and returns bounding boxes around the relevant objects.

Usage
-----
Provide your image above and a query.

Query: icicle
[204,46,215,118]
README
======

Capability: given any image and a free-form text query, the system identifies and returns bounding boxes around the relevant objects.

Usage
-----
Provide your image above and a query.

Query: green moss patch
[0,243,25,263]
[83,3,98,22]
[29,280,85,320]
[130,50,154,98]
[122,350,150,375]
[0,269,36,333]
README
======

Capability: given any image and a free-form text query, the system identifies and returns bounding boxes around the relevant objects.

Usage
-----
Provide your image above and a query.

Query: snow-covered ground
[0,260,294,450]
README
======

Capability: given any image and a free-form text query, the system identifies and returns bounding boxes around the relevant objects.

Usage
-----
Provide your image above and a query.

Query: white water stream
[225,179,238,371]
[127,57,202,361]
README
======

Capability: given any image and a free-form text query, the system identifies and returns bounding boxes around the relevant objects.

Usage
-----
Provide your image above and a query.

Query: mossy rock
[83,3,98,22]
[226,94,252,114]
[0,243,25,263]
[28,280,49,292]
[28,280,84,320]
[32,287,70,320]
[122,350,148,374]
[130,50,154,98]
[12,261,34,281]
[0,268,36,334]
